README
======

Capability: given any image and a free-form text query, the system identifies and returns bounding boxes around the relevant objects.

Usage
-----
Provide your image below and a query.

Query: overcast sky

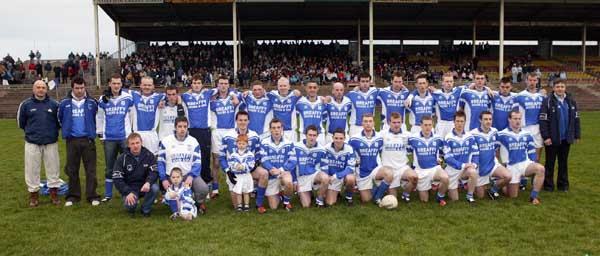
[2,0,117,61]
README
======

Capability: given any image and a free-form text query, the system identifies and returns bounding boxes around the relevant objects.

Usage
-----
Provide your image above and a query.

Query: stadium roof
[98,0,600,42]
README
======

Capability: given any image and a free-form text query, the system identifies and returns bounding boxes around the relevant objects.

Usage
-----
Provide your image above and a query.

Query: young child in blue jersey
[165,168,196,220]
[226,134,255,212]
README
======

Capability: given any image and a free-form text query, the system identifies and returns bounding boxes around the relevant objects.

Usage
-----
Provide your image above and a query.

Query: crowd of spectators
[1,51,97,85]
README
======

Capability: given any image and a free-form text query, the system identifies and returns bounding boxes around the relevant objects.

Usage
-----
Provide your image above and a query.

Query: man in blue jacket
[58,76,101,206]
[539,79,581,192]
[17,80,61,207]
[113,133,159,217]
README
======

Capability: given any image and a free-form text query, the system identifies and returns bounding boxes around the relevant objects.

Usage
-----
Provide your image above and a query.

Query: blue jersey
[218,129,260,172]
[325,143,356,179]
[443,130,479,170]
[240,94,272,135]
[514,89,545,127]
[347,87,379,126]
[132,91,165,132]
[377,87,410,125]
[258,136,297,179]
[496,128,537,165]
[459,88,492,131]
[267,91,300,131]
[491,92,518,131]
[325,96,352,134]
[181,89,216,129]
[290,141,329,181]
[227,150,256,174]
[470,127,500,176]
[210,90,242,129]
[407,132,443,169]
[407,92,434,127]
[349,131,383,178]
[97,91,134,140]
[296,96,327,134]
[432,87,463,121]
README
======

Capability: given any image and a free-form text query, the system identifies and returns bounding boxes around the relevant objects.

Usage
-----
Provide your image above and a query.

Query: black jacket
[113,147,158,195]
[17,94,60,145]
[539,92,581,145]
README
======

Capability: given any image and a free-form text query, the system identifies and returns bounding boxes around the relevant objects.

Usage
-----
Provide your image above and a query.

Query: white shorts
[137,131,159,154]
[349,125,363,138]
[283,130,298,143]
[381,123,408,134]
[211,128,233,153]
[300,133,327,146]
[297,171,323,193]
[227,173,254,194]
[435,120,454,139]
[415,165,442,191]
[477,162,503,187]
[265,178,281,196]
[508,160,533,184]
[328,175,345,192]
[446,166,466,190]
[390,165,412,189]
[523,124,543,149]
[410,125,422,135]
[324,133,349,146]
[356,168,383,191]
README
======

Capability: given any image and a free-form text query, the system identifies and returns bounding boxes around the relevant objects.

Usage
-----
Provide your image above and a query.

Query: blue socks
[345,191,353,200]
[256,186,266,207]
[373,181,390,201]
[531,190,539,199]
[168,200,179,213]
[282,195,291,205]
[212,182,219,191]
[105,179,113,198]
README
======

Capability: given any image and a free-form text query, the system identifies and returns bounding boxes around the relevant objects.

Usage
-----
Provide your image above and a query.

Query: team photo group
[17,69,581,220]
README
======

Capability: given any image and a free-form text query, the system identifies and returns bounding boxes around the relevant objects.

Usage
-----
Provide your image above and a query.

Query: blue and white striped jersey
[459,88,492,130]
[218,129,260,172]
[346,87,379,126]
[132,91,165,132]
[325,96,352,134]
[258,135,297,179]
[443,130,479,170]
[407,132,444,169]
[325,143,356,179]
[157,134,202,181]
[496,128,537,165]
[267,91,300,131]
[491,92,518,131]
[514,89,545,127]
[181,89,216,129]
[240,94,272,135]
[96,90,135,140]
[349,130,383,178]
[296,96,327,134]
[290,141,329,181]
[470,127,500,176]
[227,150,256,174]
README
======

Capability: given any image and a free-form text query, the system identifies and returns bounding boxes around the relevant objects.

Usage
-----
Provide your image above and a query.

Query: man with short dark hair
[113,133,159,217]
[539,79,581,192]
[58,76,101,206]
[18,80,61,207]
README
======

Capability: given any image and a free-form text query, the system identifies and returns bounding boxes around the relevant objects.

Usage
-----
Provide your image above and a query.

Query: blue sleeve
[190,145,202,178]
[470,137,480,167]
[17,101,27,130]
[459,92,467,109]
[284,146,297,179]
[337,151,355,179]
[260,144,273,170]
[246,154,256,173]
[443,140,463,170]
[319,151,329,175]
[157,141,168,181]
[57,101,65,127]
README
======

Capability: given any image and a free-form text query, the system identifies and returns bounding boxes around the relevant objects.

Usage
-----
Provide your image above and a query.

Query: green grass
[1,113,600,255]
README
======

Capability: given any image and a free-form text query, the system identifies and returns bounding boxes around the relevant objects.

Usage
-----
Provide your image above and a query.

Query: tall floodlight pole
[94,1,101,88]
[369,0,374,80]
[233,1,238,80]
[358,19,361,65]
[582,24,587,72]
[117,21,122,66]
[472,21,476,58]
[499,0,505,78]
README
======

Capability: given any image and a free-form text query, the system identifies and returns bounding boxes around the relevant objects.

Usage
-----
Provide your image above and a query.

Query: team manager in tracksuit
[539,79,581,192]
[112,133,160,217]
